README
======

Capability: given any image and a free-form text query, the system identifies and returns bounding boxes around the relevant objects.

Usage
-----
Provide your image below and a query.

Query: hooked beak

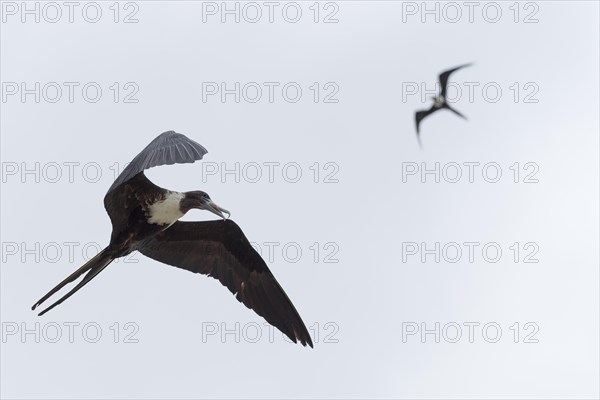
[206,200,230,220]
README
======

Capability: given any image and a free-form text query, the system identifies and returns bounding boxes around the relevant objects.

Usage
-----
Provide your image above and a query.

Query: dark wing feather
[415,105,438,134]
[103,173,163,242]
[438,63,472,98]
[107,131,208,194]
[137,220,314,348]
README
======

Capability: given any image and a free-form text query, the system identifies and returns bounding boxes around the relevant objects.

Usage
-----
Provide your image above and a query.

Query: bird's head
[181,191,230,220]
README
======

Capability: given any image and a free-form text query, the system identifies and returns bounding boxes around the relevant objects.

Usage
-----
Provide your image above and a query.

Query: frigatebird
[415,63,472,147]
[32,131,313,347]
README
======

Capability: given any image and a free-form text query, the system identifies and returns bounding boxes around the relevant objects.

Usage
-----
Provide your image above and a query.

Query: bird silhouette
[32,131,313,347]
[415,63,472,147]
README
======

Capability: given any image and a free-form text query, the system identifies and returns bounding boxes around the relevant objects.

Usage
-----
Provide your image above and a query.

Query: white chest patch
[147,191,185,226]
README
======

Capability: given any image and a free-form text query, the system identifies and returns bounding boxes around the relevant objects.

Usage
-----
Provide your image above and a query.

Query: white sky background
[1,1,599,398]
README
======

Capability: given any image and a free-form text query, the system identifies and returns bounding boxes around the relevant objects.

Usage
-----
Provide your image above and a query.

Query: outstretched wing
[137,220,314,348]
[415,105,438,136]
[438,63,472,98]
[443,103,467,120]
[107,131,208,194]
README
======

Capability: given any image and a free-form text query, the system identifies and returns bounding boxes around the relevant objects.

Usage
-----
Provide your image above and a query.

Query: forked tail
[32,247,114,316]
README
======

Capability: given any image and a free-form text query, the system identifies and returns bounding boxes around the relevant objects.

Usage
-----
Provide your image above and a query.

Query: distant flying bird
[32,131,313,347]
[415,63,472,147]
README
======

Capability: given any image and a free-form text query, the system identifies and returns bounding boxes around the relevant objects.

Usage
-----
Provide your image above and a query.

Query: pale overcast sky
[1,1,599,398]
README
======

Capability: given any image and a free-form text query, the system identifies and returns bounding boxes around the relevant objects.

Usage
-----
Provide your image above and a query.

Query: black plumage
[32,131,313,347]
[107,131,207,193]
[139,220,313,347]
[415,64,472,147]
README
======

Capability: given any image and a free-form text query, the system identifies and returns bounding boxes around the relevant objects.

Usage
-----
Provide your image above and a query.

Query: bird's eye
[202,193,210,200]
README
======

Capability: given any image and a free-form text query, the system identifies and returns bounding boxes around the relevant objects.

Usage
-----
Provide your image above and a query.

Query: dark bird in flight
[32,131,313,347]
[415,63,472,147]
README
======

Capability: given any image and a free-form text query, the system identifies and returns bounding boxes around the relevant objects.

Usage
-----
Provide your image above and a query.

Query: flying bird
[415,63,472,147]
[32,131,313,347]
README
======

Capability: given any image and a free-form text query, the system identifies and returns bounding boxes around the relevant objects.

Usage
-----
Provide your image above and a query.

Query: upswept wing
[107,131,207,194]
[438,63,472,98]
